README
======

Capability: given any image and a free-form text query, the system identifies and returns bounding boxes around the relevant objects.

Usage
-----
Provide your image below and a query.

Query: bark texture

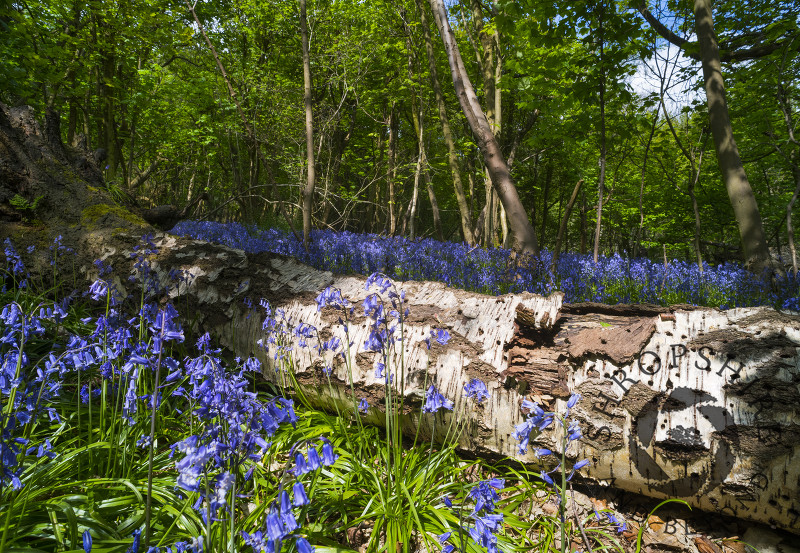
[2,104,800,535]
[693,0,772,273]
[417,0,474,245]
[428,0,538,254]
[300,0,315,248]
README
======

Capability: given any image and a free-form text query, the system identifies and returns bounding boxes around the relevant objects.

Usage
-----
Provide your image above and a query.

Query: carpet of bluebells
[170,221,800,311]
[1,236,634,553]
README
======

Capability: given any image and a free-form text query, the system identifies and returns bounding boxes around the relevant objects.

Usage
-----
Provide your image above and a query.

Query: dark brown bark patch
[567,316,658,365]
[561,302,699,317]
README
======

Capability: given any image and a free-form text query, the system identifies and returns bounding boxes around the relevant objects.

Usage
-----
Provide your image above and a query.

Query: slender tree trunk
[787,167,800,277]
[423,164,443,241]
[484,170,493,247]
[405,103,424,239]
[688,138,707,273]
[369,102,387,233]
[580,190,588,255]
[540,164,553,247]
[129,158,161,194]
[406,146,422,239]
[635,105,660,259]
[472,0,499,248]
[693,0,773,274]
[593,4,607,265]
[408,103,443,241]
[552,180,584,272]
[300,0,315,248]
[428,0,537,253]
[386,104,398,235]
[417,0,474,244]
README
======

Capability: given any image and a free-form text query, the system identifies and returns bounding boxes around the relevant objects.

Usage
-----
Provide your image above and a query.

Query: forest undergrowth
[170,221,800,311]
[3,231,757,553]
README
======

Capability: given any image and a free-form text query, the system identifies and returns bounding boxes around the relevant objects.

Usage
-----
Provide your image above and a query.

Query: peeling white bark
[120,235,800,534]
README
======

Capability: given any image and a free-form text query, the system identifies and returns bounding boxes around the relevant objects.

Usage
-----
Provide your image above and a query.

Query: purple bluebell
[306,447,322,470]
[431,328,450,345]
[294,452,309,476]
[464,379,490,404]
[266,511,286,541]
[296,537,314,553]
[292,480,310,506]
[83,530,92,553]
[321,441,338,465]
[566,393,581,410]
[423,385,453,413]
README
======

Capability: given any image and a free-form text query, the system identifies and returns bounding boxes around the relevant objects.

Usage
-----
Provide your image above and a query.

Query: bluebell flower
[296,537,314,553]
[266,511,286,541]
[306,447,322,470]
[292,480,310,506]
[321,441,339,465]
[127,528,142,553]
[423,385,453,413]
[431,328,450,345]
[566,393,581,410]
[83,530,92,553]
[605,511,627,533]
[358,397,369,413]
[294,452,309,476]
[464,379,490,404]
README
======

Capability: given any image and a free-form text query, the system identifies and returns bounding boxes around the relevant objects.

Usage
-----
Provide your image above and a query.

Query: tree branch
[636,1,798,63]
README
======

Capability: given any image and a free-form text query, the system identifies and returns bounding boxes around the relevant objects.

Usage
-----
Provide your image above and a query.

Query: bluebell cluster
[170,221,800,308]
[439,478,505,553]
[1,236,333,552]
[514,393,627,542]
[3,234,630,552]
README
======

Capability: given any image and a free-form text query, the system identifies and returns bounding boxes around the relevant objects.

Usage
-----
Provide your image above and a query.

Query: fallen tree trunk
[2,103,799,535]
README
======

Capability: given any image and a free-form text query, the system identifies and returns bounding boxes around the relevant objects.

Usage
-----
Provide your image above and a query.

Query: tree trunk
[787,166,800,277]
[404,106,423,239]
[551,179,583,273]
[634,106,660,259]
[428,0,538,254]
[417,0,474,245]
[593,4,607,265]
[406,145,421,239]
[129,158,161,195]
[688,150,706,274]
[300,0,315,249]
[484,169,493,248]
[386,104,398,236]
[692,0,773,274]
[580,190,588,255]
[540,164,553,248]
[3,104,800,537]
